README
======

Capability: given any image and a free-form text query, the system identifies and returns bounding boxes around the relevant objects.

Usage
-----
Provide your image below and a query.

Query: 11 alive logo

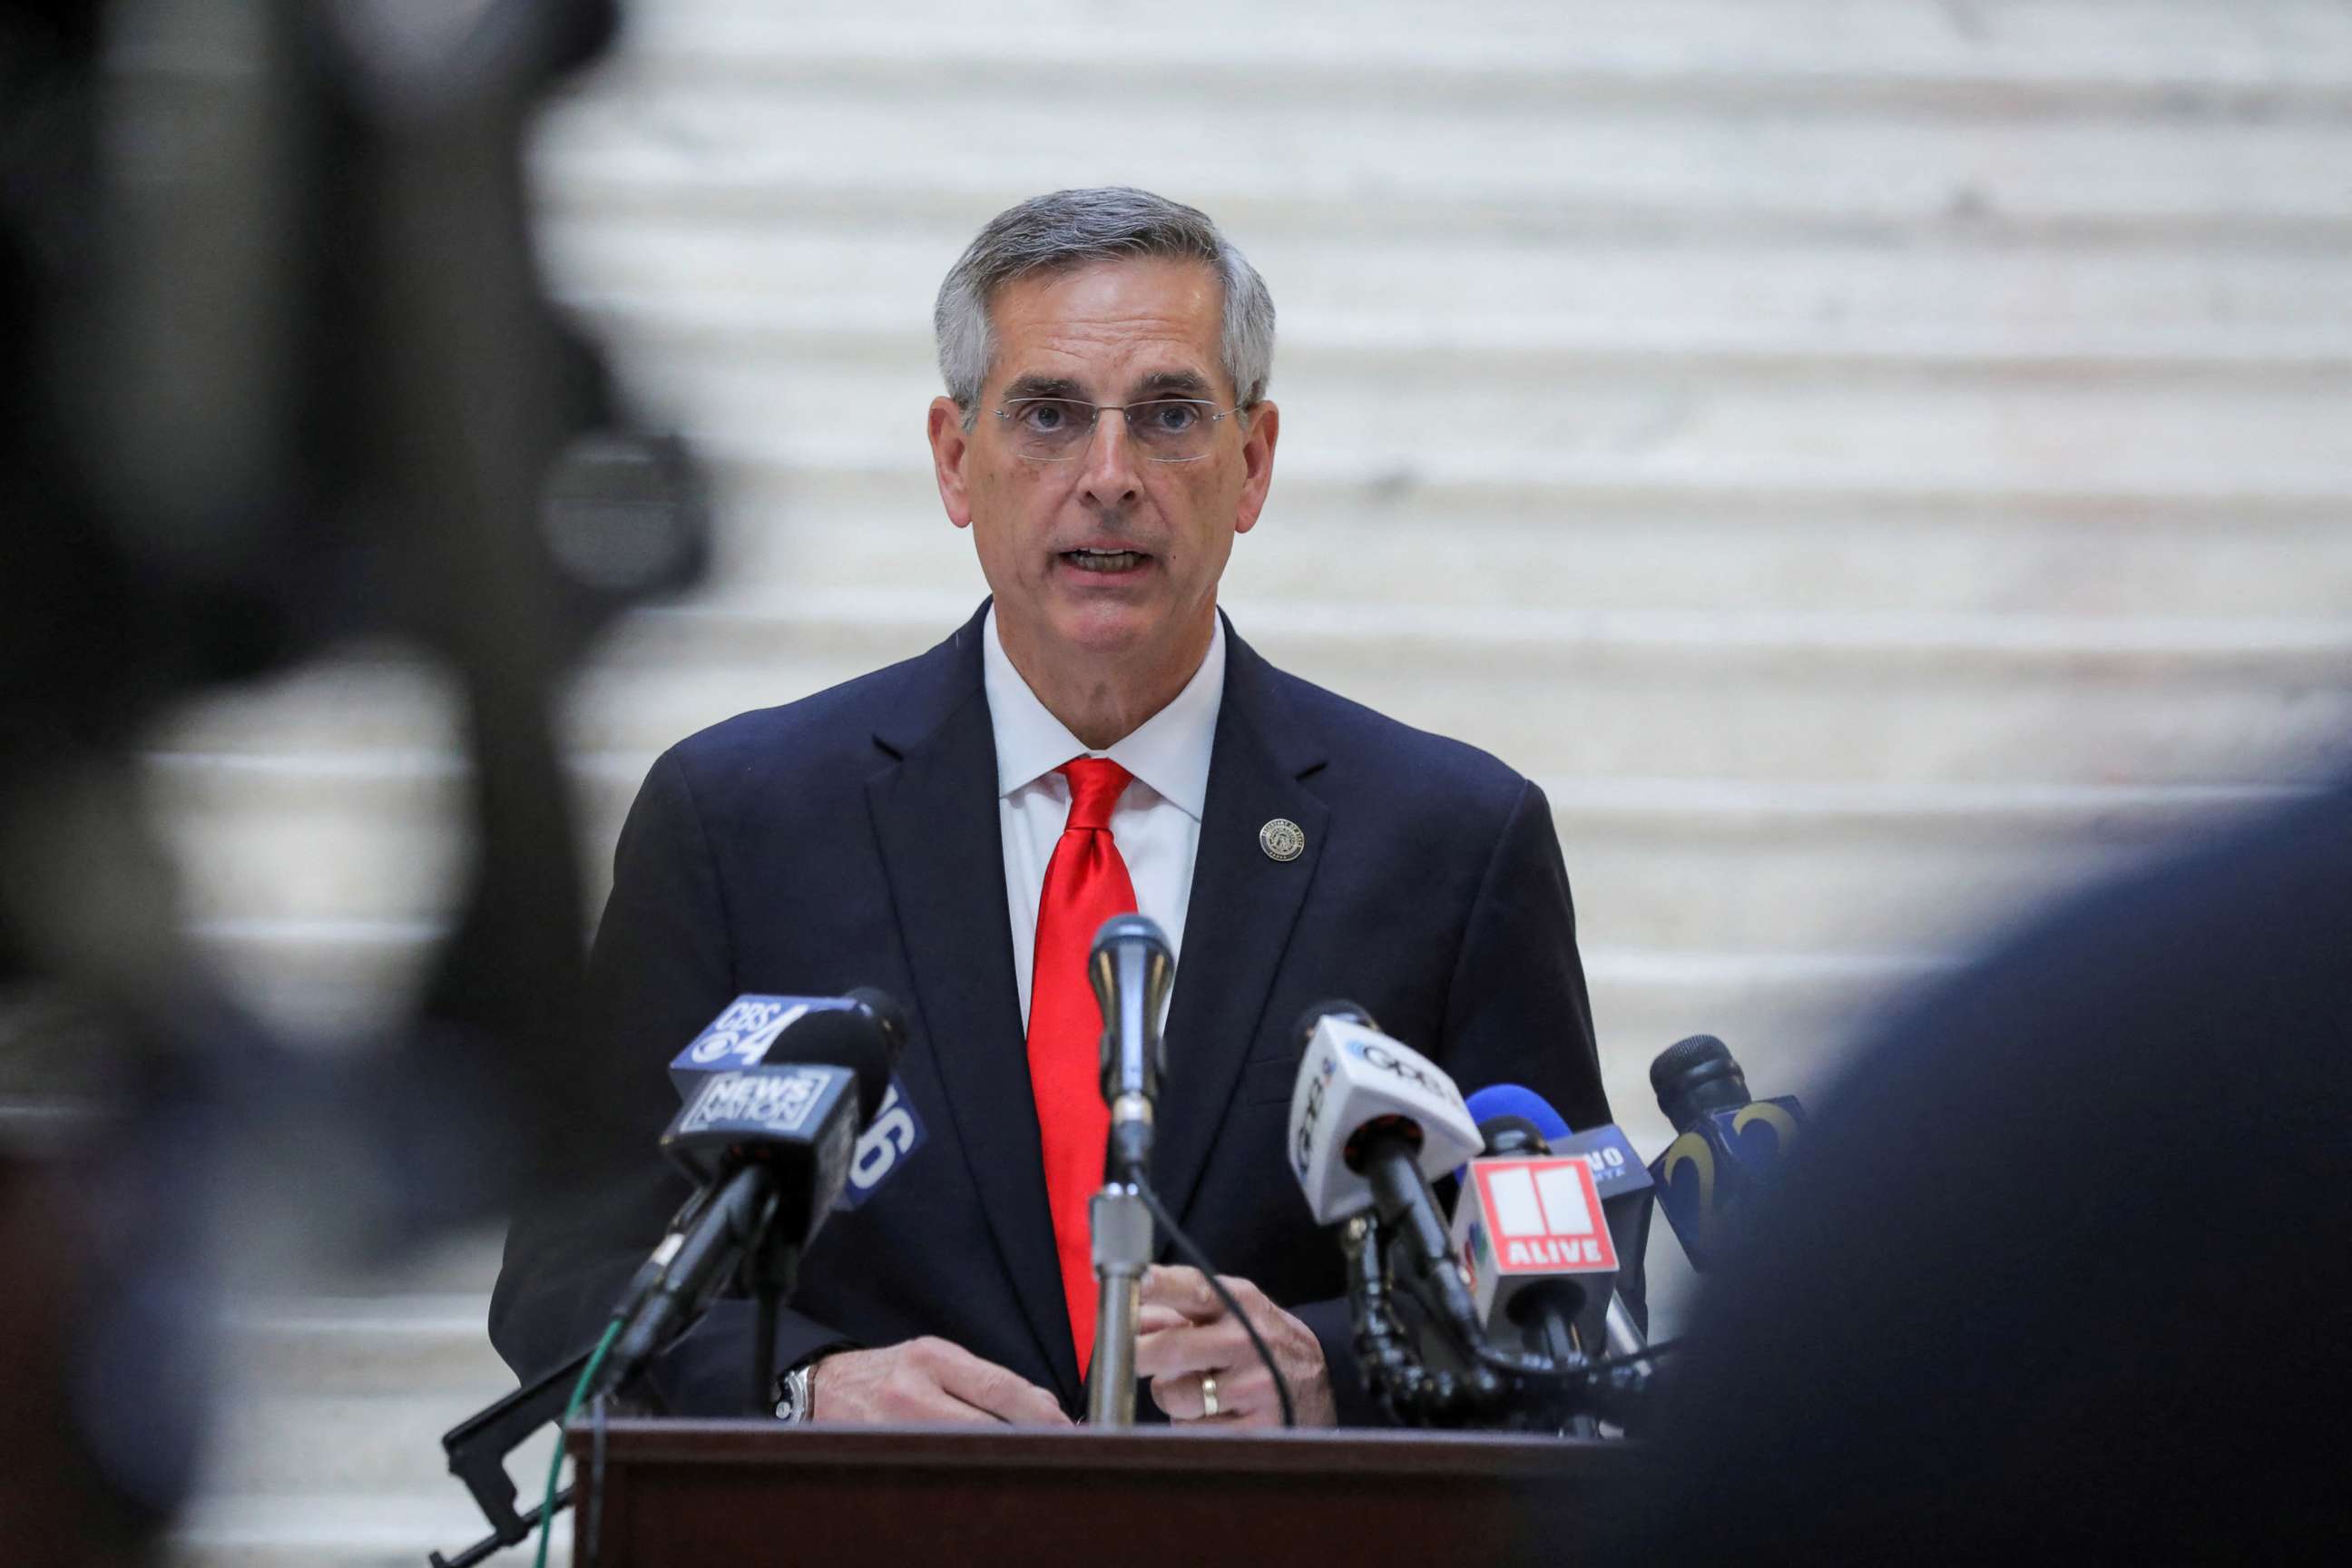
[1468,1157,1619,1275]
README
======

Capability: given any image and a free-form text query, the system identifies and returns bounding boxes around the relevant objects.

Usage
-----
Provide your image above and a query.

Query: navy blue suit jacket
[490,603,1619,1421]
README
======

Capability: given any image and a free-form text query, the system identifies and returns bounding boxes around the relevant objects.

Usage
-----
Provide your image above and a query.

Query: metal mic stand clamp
[1087,1097,1156,1426]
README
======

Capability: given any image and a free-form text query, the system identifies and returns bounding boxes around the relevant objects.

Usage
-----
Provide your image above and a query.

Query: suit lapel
[864,610,1079,1399]
[1152,626,1328,1223]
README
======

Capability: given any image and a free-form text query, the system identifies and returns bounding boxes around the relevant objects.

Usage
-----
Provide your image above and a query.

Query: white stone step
[538,231,2352,371]
[530,52,2352,243]
[179,1292,564,1567]
[206,1389,544,1501]
[540,212,2352,341]
[171,1490,566,1568]
[597,0,2352,106]
[220,1296,512,1399]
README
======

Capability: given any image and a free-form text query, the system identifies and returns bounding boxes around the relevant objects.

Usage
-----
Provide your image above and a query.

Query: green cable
[536,1319,622,1568]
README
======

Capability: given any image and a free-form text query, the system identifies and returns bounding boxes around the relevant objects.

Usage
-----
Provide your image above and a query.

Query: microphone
[1287,1004,1485,1341]
[1459,1084,1655,1214]
[1084,914,1174,1427]
[668,990,900,1120]
[1646,1034,1806,1272]
[786,986,905,1126]
[602,994,906,1404]
[1452,1130,1619,1367]
[1289,1005,1484,1223]
[667,990,925,1210]
[1459,1084,1653,1361]
[1090,914,1172,1184]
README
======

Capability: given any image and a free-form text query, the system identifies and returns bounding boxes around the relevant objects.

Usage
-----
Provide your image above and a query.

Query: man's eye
[1021,402,1068,431]
[1141,402,1200,433]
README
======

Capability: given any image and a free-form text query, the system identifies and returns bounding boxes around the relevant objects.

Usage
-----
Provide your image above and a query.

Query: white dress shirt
[983,604,1226,1029]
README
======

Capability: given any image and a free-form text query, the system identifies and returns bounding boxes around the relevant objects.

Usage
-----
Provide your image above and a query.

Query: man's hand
[808,1338,1072,1426]
[1133,1265,1338,1427]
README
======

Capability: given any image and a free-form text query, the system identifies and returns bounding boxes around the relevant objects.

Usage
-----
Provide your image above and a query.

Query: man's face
[927,256,1278,679]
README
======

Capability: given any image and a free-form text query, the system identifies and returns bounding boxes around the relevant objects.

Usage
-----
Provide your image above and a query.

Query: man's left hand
[1132,1265,1338,1426]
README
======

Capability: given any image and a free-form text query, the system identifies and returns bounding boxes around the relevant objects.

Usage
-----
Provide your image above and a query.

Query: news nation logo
[678,1067,830,1138]
[1474,1157,1617,1273]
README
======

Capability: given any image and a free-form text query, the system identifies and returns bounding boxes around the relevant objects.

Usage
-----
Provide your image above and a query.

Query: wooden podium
[564,1418,1641,1565]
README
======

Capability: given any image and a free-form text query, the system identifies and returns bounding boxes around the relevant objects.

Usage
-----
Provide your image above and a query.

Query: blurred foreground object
[0,0,703,1559]
[1614,777,2352,1560]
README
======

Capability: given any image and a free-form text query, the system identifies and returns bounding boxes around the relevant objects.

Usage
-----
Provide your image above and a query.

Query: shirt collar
[982,603,1225,822]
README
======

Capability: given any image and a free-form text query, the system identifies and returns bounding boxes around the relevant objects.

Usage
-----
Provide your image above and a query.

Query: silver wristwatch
[774,1360,818,1425]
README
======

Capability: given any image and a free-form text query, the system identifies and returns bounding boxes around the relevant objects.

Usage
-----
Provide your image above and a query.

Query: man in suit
[490,187,1618,1426]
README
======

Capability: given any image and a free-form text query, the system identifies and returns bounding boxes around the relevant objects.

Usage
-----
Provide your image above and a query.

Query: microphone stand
[1604,1297,1649,1361]
[1087,1175,1152,1426]
[1083,916,1173,1427]
[1506,1284,1599,1438]
[740,1193,798,1417]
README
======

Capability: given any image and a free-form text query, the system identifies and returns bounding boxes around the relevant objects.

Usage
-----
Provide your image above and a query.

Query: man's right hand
[808,1338,1072,1426]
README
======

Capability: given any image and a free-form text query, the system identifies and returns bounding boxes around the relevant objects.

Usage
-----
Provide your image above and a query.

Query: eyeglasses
[993,397,1238,463]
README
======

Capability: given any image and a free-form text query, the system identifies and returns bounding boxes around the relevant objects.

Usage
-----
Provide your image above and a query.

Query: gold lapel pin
[1259,818,1305,863]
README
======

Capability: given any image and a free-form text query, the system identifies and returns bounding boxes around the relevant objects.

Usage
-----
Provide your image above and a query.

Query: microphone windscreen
[1649,1034,1749,1133]
[1293,999,1378,1050]
[1090,912,1171,961]
[1464,1083,1572,1143]
[763,1004,894,1125]
[846,987,910,1060]
[1474,1114,1548,1158]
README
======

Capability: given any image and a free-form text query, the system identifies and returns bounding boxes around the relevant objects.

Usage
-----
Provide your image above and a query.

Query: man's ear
[1233,401,1279,536]
[928,397,974,528]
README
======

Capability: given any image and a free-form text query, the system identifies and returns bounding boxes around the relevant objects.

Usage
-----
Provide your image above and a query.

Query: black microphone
[1089,914,1172,1183]
[600,994,906,1401]
[662,989,924,1213]
[1651,1034,1750,1133]
[827,985,909,1124]
[1646,1034,1806,1272]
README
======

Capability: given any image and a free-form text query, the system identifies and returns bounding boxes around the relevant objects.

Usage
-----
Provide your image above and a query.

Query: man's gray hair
[934,187,1276,426]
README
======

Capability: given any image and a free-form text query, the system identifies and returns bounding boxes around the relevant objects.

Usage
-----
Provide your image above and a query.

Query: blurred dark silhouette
[1612,776,2352,1561]
[0,1,702,1558]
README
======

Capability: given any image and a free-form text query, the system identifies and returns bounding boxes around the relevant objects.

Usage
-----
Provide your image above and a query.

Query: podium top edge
[563,1416,1641,1478]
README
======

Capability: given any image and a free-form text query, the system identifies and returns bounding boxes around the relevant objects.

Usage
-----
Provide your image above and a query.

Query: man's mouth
[1060,547,1152,573]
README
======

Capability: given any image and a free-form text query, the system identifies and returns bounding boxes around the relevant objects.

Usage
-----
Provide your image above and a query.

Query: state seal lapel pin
[1259,818,1305,863]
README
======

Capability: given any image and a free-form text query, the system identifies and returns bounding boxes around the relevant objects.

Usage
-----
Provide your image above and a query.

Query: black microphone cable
[1571,1338,1681,1377]
[1344,1214,1505,1426]
[1130,1180,1298,1428]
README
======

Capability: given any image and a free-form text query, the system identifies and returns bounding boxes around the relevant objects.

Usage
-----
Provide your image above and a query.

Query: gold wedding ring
[1199,1371,1220,1418]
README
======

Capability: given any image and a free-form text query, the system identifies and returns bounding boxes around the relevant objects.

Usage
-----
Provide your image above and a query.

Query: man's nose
[1078,408,1142,505]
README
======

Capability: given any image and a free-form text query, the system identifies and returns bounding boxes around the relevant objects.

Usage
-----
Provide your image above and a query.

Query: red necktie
[1025,757,1138,1377]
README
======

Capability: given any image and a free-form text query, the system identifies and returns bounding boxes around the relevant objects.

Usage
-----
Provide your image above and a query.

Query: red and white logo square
[1475,1157,1618,1274]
